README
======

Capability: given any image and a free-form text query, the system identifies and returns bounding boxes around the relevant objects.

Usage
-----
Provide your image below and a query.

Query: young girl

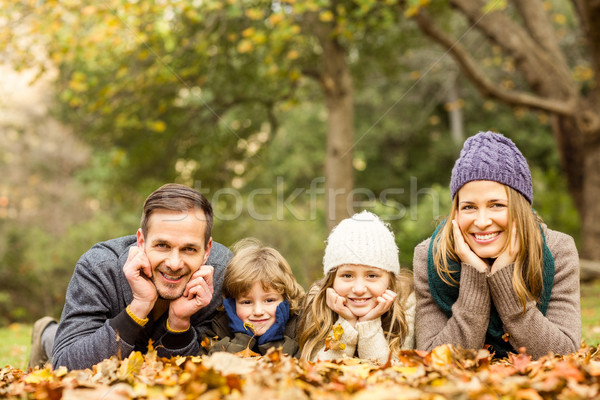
[298,211,416,363]
[202,238,305,357]
[414,131,581,359]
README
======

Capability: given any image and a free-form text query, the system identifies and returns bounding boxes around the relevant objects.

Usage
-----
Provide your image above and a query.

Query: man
[29,183,231,370]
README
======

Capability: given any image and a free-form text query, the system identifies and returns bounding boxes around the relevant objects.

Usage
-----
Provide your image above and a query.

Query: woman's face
[456,180,509,259]
[332,264,391,318]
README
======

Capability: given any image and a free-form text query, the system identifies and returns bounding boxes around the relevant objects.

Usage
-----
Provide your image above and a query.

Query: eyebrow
[150,239,200,248]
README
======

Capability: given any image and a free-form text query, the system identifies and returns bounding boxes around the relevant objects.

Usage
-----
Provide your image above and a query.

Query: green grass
[0,323,31,370]
[581,280,600,346]
[1,281,599,370]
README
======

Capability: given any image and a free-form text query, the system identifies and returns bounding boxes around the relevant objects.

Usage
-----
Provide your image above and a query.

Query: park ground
[2,280,600,370]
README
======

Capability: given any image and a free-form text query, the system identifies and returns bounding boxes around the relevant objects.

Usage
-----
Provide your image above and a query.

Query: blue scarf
[426,220,555,358]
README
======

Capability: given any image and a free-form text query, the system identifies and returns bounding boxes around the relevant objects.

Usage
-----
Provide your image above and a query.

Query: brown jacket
[200,311,300,357]
[414,226,581,359]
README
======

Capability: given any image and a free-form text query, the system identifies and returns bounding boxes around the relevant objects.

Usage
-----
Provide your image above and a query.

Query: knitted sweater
[311,292,416,363]
[414,227,581,359]
[52,235,232,370]
[201,311,300,357]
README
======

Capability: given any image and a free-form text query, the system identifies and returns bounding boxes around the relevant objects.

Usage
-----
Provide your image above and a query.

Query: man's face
[137,208,212,300]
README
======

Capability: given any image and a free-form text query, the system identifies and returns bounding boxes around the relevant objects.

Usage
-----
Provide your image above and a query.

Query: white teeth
[351,299,368,303]
[474,232,499,240]
[162,273,181,280]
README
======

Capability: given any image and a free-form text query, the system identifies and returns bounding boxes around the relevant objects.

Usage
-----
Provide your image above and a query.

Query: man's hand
[168,265,214,331]
[123,246,158,319]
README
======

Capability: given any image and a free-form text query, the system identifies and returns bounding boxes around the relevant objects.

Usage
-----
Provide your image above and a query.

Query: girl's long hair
[298,269,413,361]
[433,185,544,312]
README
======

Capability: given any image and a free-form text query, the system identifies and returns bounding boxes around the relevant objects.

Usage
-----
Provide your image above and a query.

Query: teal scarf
[427,220,555,358]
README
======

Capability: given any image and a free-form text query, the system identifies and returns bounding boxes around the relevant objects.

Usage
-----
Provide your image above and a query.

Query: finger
[137,251,152,278]
[196,265,214,288]
[186,275,211,298]
[452,220,466,247]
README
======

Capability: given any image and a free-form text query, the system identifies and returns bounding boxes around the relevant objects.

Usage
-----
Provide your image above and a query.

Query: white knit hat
[323,210,400,275]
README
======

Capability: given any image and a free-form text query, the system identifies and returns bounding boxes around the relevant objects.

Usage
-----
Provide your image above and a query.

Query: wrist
[128,299,154,321]
[167,312,191,332]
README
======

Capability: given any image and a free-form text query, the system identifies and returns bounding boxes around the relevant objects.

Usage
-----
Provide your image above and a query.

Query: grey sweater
[52,235,232,370]
[414,227,581,359]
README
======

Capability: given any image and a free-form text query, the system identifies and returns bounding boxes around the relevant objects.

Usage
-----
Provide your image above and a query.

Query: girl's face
[332,264,391,318]
[456,180,509,259]
[235,281,284,336]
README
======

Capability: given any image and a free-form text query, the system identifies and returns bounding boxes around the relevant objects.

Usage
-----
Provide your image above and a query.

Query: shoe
[28,316,57,369]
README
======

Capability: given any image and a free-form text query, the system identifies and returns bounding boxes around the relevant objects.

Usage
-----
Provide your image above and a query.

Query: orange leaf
[235,347,261,358]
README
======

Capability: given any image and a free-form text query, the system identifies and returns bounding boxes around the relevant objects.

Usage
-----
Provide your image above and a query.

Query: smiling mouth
[250,318,270,323]
[160,272,184,282]
[348,298,371,305]
[473,232,500,241]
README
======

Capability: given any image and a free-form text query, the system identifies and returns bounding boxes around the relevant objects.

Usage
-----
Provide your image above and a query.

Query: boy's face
[235,282,284,336]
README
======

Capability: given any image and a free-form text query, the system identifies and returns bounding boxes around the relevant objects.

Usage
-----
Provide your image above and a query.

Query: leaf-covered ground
[2,344,600,399]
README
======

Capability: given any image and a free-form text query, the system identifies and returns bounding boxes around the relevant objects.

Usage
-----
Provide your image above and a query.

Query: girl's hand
[452,220,489,273]
[357,289,397,323]
[326,288,357,326]
[491,223,519,274]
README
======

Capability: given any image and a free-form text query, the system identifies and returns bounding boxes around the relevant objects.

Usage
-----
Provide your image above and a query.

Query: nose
[474,209,491,229]
[352,278,367,295]
[165,250,183,270]
[252,302,264,316]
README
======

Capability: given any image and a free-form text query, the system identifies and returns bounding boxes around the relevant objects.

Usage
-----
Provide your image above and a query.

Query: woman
[413,131,580,359]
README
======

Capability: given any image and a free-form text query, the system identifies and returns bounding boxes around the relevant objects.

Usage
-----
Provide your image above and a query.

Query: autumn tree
[405,0,600,258]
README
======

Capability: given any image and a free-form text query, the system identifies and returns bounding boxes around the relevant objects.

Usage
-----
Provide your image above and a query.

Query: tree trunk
[310,19,355,230]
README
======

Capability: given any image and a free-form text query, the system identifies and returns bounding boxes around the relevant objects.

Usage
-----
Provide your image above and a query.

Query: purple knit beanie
[450,131,533,203]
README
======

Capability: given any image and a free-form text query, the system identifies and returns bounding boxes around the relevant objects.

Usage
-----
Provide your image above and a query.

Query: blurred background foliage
[0,0,586,324]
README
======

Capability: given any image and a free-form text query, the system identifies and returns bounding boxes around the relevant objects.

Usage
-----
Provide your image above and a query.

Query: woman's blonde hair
[433,185,544,312]
[223,238,305,314]
[298,268,413,361]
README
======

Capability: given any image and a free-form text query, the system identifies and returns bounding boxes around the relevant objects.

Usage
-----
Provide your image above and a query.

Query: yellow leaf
[24,368,54,384]
[553,13,566,25]
[237,39,254,53]
[287,50,300,60]
[268,13,284,25]
[149,120,166,132]
[430,344,452,367]
[245,9,264,20]
[319,10,334,22]
[118,351,144,380]
[242,27,255,38]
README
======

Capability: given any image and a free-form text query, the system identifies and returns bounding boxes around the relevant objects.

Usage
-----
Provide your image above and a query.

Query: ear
[136,228,145,249]
[203,237,213,264]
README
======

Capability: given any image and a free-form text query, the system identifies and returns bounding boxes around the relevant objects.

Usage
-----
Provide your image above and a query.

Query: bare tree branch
[413,11,576,116]
[512,0,570,73]
[449,0,574,99]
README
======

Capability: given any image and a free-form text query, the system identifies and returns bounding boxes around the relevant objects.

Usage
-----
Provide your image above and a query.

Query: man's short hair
[141,183,213,246]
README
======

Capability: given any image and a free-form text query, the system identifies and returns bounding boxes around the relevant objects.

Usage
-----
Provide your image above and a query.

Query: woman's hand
[357,289,397,323]
[491,224,519,274]
[326,288,357,327]
[452,219,489,273]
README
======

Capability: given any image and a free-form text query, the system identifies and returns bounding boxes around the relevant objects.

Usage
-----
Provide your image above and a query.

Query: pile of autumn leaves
[2,343,600,399]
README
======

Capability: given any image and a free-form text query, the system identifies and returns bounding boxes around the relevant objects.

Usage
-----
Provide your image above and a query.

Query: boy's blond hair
[223,238,305,313]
